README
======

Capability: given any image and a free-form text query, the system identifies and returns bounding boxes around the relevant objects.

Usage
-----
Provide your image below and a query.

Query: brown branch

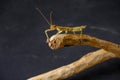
[27,34,120,80]
[48,34,120,56]
[27,49,119,80]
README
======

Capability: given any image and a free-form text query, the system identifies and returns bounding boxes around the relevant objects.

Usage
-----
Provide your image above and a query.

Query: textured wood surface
[48,34,120,56]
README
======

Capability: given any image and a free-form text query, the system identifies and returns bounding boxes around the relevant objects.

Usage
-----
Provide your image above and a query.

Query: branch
[27,34,120,80]
[27,49,119,80]
[48,34,120,56]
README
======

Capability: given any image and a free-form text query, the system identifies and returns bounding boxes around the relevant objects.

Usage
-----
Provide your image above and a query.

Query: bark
[48,34,120,56]
[27,49,118,80]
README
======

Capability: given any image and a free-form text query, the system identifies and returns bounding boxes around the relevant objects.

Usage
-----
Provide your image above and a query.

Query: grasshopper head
[50,25,56,30]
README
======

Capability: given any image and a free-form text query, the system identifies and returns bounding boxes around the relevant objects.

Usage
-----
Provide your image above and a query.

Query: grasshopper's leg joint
[45,29,54,39]
[45,30,49,39]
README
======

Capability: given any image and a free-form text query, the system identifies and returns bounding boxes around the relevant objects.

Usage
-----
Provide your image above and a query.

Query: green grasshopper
[36,8,86,39]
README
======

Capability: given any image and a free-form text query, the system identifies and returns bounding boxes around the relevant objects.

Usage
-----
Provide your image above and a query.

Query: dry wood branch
[27,49,119,80]
[48,34,120,56]
[27,34,120,80]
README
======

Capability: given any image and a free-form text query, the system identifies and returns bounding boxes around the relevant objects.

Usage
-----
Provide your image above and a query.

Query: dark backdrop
[0,0,120,80]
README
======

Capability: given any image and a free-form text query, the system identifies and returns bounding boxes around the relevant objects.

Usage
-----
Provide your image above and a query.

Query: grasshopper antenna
[50,11,53,25]
[36,8,50,25]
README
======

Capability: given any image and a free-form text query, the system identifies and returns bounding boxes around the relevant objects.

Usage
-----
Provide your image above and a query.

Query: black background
[0,0,120,80]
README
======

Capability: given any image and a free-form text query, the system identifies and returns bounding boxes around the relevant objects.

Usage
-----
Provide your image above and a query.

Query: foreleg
[45,29,54,39]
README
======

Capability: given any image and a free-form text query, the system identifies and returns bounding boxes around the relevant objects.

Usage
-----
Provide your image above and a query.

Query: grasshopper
[36,8,86,39]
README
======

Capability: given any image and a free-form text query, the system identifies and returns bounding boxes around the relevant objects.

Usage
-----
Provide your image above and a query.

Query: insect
[36,8,86,39]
